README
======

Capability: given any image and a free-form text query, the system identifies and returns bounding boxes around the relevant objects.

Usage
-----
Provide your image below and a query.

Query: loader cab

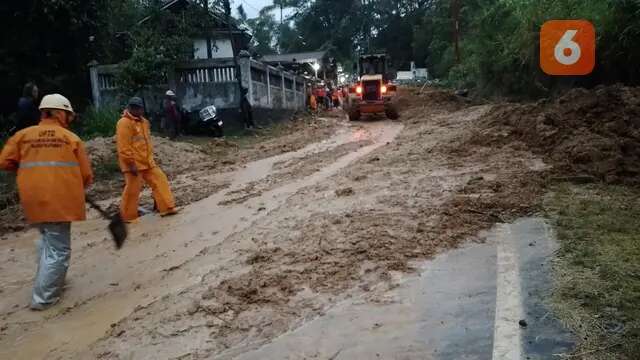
[346,53,399,121]
[358,54,390,81]
[351,54,396,102]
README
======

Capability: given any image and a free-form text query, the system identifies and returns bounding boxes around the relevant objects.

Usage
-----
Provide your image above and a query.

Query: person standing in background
[331,87,340,108]
[309,88,318,113]
[163,90,181,140]
[16,82,40,132]
[324,85,332,110]
[240,88,256,129]
[315,86,326,111]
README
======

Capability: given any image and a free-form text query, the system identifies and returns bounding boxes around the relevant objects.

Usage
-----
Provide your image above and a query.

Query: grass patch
[546,183,640,359]
[75,106,120,140]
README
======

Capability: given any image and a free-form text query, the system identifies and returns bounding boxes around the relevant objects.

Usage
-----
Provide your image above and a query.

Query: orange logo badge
[540,20,595,76]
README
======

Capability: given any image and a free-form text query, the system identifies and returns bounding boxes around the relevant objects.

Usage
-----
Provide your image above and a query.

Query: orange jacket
[0,117,93,223]
[116,111,156,172]
[309,94,318,110]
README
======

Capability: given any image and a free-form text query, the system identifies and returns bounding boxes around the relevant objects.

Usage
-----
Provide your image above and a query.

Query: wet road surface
[0,120,403,359]
[0,110,573,359]
[232,218,573,360]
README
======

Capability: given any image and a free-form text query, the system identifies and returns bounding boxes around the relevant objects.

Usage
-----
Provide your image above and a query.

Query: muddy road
[0,91,565,359]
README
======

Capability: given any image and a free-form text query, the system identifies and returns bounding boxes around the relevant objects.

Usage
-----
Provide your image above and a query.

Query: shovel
[85,196,128,249]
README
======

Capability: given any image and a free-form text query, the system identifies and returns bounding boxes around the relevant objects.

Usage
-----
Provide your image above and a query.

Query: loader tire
[348,109,361,121]
[385,105,400,120]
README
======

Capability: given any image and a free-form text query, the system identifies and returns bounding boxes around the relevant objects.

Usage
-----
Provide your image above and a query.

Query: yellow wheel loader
[346,54,399,121]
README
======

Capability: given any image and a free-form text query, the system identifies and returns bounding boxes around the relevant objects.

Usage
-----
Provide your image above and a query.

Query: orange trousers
[309,96,317,111]
[121,167,176,221]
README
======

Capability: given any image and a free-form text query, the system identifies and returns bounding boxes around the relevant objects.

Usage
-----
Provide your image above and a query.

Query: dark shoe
[160,208,179,217]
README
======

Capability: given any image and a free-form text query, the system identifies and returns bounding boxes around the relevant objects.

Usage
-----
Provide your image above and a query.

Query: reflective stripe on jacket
[116,111,156,172]
[0,117,93,223]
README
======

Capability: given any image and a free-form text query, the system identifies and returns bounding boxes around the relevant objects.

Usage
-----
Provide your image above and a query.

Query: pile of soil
[395,87,475,114]
[468,85,640,184]
[83,137,117,167]
[199,138,239,158]
[85,136,211,176]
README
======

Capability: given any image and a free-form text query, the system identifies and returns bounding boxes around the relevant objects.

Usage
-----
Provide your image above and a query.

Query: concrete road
[232,218,574,360]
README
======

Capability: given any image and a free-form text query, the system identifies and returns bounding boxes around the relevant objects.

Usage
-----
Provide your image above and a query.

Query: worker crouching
[117,97,177,222]
[0,94,94,310]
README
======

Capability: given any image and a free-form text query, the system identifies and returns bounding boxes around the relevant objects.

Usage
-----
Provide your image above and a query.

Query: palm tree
[263,0,290,25]
[261,0,302,52]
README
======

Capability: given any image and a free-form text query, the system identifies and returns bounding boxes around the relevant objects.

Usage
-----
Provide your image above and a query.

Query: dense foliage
[246,0,640,97]
[0,0,214,116]
[3,0,640,115]
[115,1,217,95]
[74,106,122,140]
[0,0,106,114]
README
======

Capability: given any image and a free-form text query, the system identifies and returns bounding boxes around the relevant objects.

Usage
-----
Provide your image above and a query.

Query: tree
[0,0,150,114]
[115,2,215,95]
[260,0,307,52]
[246,9,279,56]
[237,4,248,22]
[0,0,118,114]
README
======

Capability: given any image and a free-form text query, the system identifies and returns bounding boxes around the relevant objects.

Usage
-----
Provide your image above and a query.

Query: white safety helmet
[39,94,74,113]
[166,90,176,97]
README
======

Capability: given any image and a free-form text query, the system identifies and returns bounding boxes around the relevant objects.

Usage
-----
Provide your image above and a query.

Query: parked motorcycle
[198,105,224,137]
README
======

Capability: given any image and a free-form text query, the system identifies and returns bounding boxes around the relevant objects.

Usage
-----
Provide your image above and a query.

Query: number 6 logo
[555,30,581,65]
[540,20,595,76]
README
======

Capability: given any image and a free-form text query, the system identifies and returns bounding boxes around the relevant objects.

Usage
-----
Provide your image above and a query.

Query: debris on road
[466,85,640,184]
[4,86,640,358]
[519,319,528,328]
[335,187,355,197]
[0,114,341,235]
[79,89,552,358]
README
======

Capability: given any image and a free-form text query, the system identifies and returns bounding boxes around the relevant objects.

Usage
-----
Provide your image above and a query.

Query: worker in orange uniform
[0,94,93,310]
[117,97,177,223]
[309,89,318,112]
[331,87,341,108]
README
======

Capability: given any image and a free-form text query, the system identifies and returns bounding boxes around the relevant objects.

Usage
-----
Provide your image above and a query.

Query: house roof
[262,51,327,64]
[161,0,224,14]
[140,0,250,37]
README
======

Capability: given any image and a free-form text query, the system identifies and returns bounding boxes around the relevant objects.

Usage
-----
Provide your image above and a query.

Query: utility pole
[204,0,213,58]
[451,0,461,64]
[276,0,284,53]
[361,0,371,53]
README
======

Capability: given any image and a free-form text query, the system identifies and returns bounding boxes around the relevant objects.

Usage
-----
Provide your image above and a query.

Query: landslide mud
[0,114,341,234]
[3,86,628,359]
[0,114,400,360]
[76,90,549,359]
[463,85,640,184]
